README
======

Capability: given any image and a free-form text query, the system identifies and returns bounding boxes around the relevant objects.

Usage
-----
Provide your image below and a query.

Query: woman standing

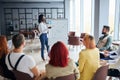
[78,34,100,80]
[38,14,51,61]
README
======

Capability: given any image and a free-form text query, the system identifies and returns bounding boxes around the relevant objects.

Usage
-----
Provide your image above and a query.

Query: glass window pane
[83,0,92,34]
[109,0,115,40]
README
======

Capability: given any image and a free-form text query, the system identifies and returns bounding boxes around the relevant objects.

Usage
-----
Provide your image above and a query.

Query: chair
[68,31,75,37]
[80,33,86,41]
[68,36,82,49]
[32,30,39,39]
[0,65,16,80]
[92,65,109,80]
[68,36,81,46]
[44,74,76,80]
[19,30,34,39]
[12,70,34,80]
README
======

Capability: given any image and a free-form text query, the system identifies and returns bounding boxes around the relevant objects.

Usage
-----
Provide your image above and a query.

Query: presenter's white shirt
[38,22,48,34]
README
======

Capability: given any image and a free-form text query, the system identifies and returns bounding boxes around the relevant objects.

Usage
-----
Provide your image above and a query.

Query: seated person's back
[46,41,80,80]
[5,34,40,78]
[79,34,100,80]
[6,52,36,77]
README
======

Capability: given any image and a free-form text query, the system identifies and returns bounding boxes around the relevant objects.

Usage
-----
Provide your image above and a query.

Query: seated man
[96,25,112,51]
[96,25,113,59]
[5,34,41,79]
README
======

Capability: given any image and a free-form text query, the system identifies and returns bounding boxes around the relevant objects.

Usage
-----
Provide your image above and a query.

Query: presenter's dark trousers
[39,33,49,61]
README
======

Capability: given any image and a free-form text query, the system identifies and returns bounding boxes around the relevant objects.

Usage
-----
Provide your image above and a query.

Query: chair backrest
[44,74,76,80]
[55,74,75,80]
[12,70,34,80]
[0,65,16,79]
[92,65,109,80]
[68,31,75,37]
[68,36,81,45]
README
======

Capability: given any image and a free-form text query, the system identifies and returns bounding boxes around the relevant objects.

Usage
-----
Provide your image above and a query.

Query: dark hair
[49,41,69,67]
[12,34,25,49]
[103,25,110,31]
[38,14,44,23]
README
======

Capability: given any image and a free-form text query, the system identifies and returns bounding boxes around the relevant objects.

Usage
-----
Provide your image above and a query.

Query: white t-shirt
[38,22,48,35]
[5,52,36,78]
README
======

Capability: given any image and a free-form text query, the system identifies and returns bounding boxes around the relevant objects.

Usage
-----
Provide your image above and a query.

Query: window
[70,0,93,36]
[83,0,92,34]
[108,0,115,40]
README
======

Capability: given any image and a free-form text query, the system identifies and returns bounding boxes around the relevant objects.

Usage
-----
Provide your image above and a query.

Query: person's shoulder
[80,49,88,53]
[39,22,43,26]
[68,58,74,63]
[108,35,112,38]
[106,35,112,40]
[79,50,87,56]
[68,58,75,65]
[81,48,86,52]
[22,55,36,65]
[99,36,104,39]
[24,55,33,59]
[45,63,49,67]
[40,22,44,25]
[94,47,99,51]
[45,63,53,69]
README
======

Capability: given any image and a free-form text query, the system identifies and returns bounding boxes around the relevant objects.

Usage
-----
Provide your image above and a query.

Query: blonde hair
[83,34,96,49]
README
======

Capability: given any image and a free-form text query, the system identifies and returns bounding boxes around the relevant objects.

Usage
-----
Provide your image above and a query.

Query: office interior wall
[2,2,64,8]
[64,0,70,31]
[1,2,64,35]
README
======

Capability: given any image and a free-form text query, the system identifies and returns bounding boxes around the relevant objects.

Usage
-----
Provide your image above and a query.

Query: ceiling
[0,0,64,3]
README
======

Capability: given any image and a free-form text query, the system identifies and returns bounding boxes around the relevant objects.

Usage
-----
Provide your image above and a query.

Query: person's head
[12,34,25,49]
[38,14,46,23]
[83,34,96,49]
[49,41,69,67]
[102,25,110,34]
[0,35,9,57]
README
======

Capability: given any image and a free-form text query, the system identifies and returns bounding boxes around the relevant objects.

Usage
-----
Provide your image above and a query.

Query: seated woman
[45,41,80,80]
[0,35,15,79]
[78,34,100,80]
